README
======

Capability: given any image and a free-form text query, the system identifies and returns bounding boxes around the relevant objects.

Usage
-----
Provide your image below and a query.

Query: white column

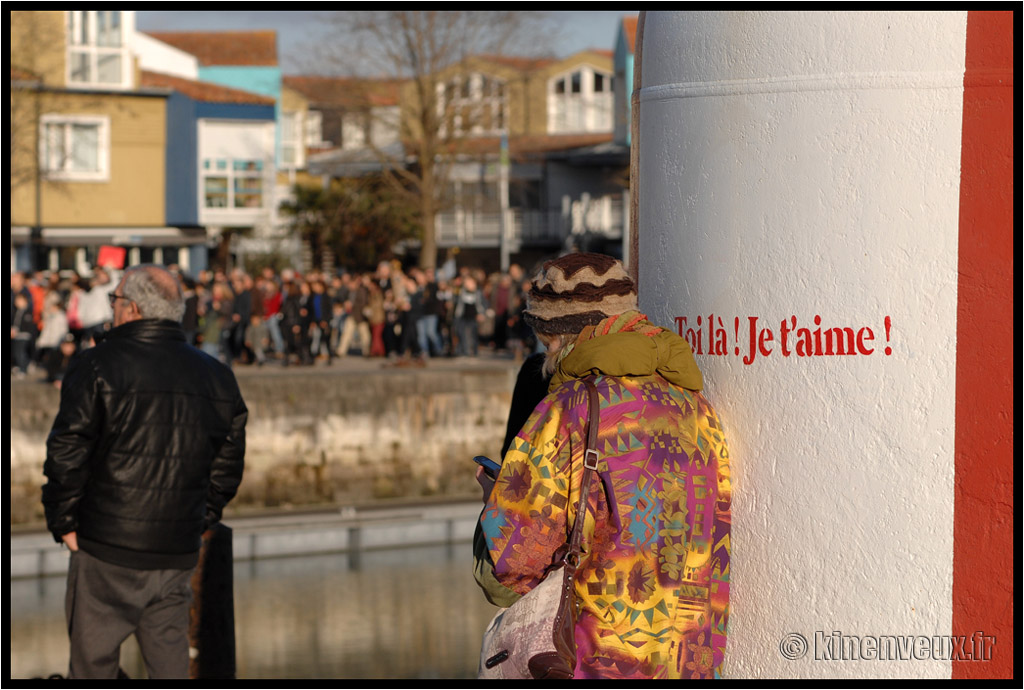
[636,11,967,679]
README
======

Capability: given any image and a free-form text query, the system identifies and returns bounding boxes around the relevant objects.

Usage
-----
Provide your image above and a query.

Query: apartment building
[304,47,632,270]
[134,29,296,268]
[10,12,639,274]
[9,11,281,275]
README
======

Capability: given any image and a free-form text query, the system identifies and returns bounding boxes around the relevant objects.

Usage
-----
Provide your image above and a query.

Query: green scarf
[549,310,704,392]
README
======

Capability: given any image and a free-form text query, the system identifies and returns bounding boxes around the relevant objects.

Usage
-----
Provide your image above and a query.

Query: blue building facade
[198,66,283,167]
[614,16,638,146]
[157,84,276,273]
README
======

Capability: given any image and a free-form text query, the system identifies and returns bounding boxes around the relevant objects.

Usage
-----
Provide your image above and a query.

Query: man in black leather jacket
[42,264,247,679]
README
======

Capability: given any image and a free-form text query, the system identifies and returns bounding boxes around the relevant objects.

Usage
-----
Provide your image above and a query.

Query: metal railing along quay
[9,499,484,579]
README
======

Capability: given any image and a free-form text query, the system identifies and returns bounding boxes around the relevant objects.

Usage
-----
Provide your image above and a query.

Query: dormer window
[548,66,614,134]
[66,11,133,89]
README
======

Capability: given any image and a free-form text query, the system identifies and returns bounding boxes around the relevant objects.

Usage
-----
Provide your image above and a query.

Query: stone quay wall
[10,360,521,526]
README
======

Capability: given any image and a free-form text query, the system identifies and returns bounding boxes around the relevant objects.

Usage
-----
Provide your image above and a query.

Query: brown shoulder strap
[549,378,600,671]
[566,378,600,565]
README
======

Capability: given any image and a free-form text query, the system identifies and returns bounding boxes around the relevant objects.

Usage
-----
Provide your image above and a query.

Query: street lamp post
[498,133,510,273]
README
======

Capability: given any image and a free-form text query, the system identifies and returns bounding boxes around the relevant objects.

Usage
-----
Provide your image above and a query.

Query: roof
[145,31,278,67]
[283,75,404,108]
[552,140,630,167]
[473,55,558,72]
[432,132,616,159]
[307,141,407,177]
[509,133,615,157]
[285,53,590,110]
[140,70,276,106]
[622,16,639,54]
[306,133,618,177]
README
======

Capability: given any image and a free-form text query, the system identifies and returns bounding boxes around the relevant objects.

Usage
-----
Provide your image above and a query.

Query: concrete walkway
[230,348,526,378]
[10,347,526,398]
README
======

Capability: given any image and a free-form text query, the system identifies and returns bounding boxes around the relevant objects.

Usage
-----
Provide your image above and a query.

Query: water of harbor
[9,542,501,680]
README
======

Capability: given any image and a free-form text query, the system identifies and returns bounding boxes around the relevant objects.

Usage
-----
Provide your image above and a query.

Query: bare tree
[313,10,553,271]
[9,11,66,209]
[10,11,126,230]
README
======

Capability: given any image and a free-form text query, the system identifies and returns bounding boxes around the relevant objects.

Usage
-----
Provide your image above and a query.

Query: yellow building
[10,11,184,272]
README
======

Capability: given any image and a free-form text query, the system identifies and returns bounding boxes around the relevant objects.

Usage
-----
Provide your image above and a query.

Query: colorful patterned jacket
[476,312,732,678]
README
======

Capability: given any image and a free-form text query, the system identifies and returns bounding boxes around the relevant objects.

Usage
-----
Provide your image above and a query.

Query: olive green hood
[549,312,704,392]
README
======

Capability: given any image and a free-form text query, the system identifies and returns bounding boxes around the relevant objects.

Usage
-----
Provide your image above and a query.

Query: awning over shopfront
[10,226,208,247]
[307,142,407,178]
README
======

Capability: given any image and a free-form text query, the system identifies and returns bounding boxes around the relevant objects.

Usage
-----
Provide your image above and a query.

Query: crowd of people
[29,252,731,679]
[10,259,540,385]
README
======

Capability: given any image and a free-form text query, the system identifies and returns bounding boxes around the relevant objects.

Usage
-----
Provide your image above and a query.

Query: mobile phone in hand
[473,455,501,478]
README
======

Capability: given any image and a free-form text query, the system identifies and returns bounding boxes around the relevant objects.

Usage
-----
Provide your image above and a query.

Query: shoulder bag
[478,378,601,679]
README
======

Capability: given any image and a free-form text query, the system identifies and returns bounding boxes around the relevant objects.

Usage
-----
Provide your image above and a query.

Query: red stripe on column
[953,10,1015,681]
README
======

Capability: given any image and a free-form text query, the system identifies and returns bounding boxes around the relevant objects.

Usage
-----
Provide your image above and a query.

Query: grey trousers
[65,549,194,679]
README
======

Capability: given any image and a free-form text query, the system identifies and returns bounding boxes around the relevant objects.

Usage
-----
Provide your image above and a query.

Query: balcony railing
[436,195,626,249]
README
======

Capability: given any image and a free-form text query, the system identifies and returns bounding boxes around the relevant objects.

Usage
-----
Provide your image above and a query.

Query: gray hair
[121,265,185,322]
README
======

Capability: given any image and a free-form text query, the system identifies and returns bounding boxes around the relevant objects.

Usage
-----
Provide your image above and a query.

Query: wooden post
[189,523,236,679]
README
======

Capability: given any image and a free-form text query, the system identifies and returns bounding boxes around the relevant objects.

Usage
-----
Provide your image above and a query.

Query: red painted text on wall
[673,314,893,365]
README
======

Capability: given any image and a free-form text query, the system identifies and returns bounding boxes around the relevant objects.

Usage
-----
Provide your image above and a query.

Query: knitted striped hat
[523,253,638,335]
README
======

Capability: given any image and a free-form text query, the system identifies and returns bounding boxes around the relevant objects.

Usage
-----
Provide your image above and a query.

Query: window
[341,110,372,150]
[281,112,303,169]
[548,66,614,134]
[66,11,131,88]
[448,179,501,214]
[437,72,507,138]
[233,160,263,208]
[202,159,264,209]
[40,115,110,181]
[510,179,541,209]
[304,110,327,147]
[203,159,228,208]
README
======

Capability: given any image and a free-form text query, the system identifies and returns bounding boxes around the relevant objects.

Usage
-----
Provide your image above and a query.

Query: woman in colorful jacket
[474,253,732,679]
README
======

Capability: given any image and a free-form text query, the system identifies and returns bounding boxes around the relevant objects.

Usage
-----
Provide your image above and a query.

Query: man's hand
[475,465,496,503]
[61,531,79,551]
